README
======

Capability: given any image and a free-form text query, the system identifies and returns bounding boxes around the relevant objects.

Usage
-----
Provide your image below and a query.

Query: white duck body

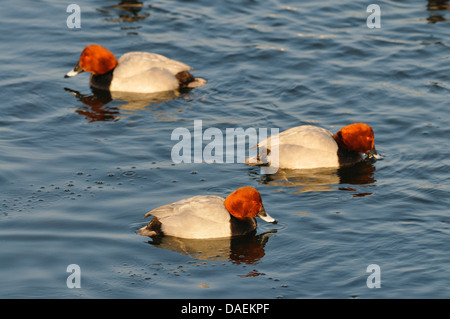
[109,52,203,93]
[249,125,341,169]
[138,195,256,239]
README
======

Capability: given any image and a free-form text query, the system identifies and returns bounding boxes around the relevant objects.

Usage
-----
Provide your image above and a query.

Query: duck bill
[256,206,278,224]
[366,146,383,160]
[64,63,84,78]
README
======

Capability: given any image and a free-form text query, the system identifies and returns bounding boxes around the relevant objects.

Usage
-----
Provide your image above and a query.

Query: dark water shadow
[145,230,277,265]
[97,0,150,27]
[252,160,377,197]
[64,87,189,122]
[425,0,450,24]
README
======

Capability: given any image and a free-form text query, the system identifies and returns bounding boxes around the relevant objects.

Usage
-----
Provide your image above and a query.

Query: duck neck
[336,145,363,167]
[229,215,257,237]
[333,133,363,166]
[90,69,114,91]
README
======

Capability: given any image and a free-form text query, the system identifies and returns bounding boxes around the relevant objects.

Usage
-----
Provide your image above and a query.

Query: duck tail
[187,77,207,88]
[245,155,263,166]
[137,216,163,237]
[137,226,158,237]
[175,71,207,89]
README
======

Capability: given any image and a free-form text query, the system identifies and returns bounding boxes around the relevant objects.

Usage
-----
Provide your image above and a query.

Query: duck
[64,44,206,93]
[137,186,277,239]
[246,123,382,170]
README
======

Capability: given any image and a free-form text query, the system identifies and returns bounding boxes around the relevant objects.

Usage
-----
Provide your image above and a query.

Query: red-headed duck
[65,44,206,93]
[137,187,277,239]
[246,123,381,170]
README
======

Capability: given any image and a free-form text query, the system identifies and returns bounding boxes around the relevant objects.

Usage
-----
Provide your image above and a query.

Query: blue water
[0,0,449,299]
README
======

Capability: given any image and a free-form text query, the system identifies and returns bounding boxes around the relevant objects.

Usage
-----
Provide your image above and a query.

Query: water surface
[0,0,449,299]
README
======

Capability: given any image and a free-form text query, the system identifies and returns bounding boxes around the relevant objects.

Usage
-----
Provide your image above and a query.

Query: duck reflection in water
[99,0,150,24]
[426,0,450,23]
[64,87,187,122]
[253,160,377,197]
[65,87,117,122]
[146,230,277,265]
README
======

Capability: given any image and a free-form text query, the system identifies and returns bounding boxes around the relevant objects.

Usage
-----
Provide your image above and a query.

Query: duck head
[224,187,277,224]
[65,44,118,77]
[334,123,381,159]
